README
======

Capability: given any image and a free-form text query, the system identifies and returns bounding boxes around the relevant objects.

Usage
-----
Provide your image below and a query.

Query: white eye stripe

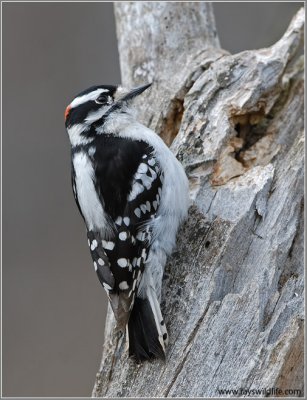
[70,89,109,109]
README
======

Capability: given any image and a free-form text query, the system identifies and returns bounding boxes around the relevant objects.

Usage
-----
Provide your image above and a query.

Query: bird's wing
[88,143,164,331]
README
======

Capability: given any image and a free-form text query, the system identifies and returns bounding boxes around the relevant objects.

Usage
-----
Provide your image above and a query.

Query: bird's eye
[95,94,109,104]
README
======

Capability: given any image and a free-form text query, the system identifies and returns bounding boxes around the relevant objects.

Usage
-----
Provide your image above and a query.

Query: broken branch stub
[114,2,226,144]
[93,6,304,398]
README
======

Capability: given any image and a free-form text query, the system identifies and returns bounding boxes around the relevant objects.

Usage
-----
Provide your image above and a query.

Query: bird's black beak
[121,83,152,102]
[103,83,152,119]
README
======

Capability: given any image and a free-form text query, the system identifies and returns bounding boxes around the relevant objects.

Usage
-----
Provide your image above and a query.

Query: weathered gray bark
[93,3,304,397]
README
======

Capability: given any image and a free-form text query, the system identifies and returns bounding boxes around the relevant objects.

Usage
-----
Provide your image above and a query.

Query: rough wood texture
[114,2,224,146]
[93,4,304,397]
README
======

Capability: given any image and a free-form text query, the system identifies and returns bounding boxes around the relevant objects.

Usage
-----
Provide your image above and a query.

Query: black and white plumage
[65,83,189,362]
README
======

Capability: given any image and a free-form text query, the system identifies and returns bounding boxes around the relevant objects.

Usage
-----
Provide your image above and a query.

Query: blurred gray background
[2,2,302,397]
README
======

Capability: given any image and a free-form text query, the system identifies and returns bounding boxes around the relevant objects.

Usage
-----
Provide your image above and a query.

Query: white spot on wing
[140,174,152,190]
[119,281,129,290]
[128,182,144,201]
[119,231,128,241]
[102,240,115,250]
[98,258,105,266]
[123,217,130,226]
[88,147,96,157]
[117,258,128,268]
[115,216,122,225]
[90,239,98,250]
[134,208,141,218]
[138,163,148,174]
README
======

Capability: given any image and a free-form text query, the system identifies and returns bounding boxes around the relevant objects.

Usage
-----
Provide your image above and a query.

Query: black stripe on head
[76,85,117,98]
[66,102,98,127]
[65,85,118,128]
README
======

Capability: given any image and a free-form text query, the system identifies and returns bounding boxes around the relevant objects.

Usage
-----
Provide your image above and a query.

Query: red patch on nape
[64,105,71,121]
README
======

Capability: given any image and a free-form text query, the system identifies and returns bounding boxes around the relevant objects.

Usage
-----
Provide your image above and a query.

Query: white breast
[73,152,111,235]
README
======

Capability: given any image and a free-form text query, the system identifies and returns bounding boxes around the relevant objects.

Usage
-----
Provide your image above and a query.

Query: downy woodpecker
[65,83,189,362]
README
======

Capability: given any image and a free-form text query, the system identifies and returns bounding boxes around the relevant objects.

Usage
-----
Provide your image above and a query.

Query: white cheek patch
[85,106,109,124]
[70,88,109,109]
[67,123,92,146]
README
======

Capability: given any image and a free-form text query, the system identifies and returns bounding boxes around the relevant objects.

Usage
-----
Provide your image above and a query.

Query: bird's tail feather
[128,287,168,363]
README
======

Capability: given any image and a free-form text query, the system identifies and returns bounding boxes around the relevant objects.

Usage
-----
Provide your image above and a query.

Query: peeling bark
[93,4,304,397]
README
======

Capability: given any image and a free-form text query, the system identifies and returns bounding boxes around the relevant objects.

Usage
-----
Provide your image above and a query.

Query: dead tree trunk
[93,4,304,397]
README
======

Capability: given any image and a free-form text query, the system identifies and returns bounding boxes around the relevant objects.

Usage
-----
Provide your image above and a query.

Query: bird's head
[64,83,151,145]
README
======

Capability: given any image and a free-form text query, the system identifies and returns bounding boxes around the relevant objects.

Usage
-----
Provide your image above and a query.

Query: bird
[64,83,189,362]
